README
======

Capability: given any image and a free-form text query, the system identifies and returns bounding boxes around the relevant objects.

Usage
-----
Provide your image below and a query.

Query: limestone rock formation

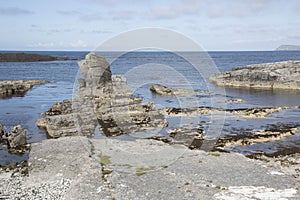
[150,84,195,96]
[0,80,47,97]
[38,53,167,138]
[209,61,300,90]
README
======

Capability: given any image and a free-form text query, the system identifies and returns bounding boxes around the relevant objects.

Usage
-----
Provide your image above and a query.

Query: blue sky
[0,0,299,51]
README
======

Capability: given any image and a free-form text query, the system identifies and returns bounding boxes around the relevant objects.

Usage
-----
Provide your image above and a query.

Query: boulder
[150,84,196,96]
[7,125,27,149]
[209,61,300,90]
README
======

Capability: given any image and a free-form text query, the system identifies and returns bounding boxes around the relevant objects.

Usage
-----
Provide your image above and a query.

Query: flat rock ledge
[209,61,300,90]
[0,80,47,97]
[150,84,196,96]
[0,136,299,199]
[37,53,167,138]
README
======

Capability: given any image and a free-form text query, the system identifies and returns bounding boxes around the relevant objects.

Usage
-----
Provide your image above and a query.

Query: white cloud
[206,0,273,18]
[56,10,82,16]
[79,13,103,21]
[0,7,34,16]
[28,40,90,49]
[149,0,200,19]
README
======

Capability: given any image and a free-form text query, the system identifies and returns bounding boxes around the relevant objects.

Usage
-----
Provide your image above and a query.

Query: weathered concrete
[210,61,300,90]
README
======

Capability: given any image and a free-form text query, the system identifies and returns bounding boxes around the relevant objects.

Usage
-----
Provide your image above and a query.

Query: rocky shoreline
[1,54,299,199]
[210,60,300,90]
[0,53,71,62]
[0,80,47,98]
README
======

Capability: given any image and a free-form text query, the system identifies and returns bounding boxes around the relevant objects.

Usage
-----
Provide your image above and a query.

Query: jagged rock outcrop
[209,61,300,90]
[150,84,195,96]
[0,80,47,97]
[38,53,167,138]
[0,53,70,62]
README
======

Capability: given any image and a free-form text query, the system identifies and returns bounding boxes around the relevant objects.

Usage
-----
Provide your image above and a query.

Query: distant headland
[0,53,71,62]
[276,45,300,51]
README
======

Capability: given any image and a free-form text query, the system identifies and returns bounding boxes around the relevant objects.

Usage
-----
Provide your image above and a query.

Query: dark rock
[0,124,5,142]
[0,53,70,62]
[210,61,300,90]
[214,123,299,153]
[150,84,195,96]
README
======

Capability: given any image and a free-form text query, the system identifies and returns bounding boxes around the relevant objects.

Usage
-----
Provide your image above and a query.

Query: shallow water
[0,50,300,164]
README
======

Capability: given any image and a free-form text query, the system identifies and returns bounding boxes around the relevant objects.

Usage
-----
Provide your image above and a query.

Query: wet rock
[168,125,205,149]
[150,84,195,96]
[0,124,5,142]
[38,53,167,138]
[214,124,298,152]
[228,107,288,119]
[0,161,28,177]
[210,60,300,90]
[0,80,47,98]
[161,106,288,119]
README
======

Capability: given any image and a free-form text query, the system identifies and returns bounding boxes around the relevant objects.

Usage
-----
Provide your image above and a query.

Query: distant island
[276,45,300,51]
[0,53,71,62]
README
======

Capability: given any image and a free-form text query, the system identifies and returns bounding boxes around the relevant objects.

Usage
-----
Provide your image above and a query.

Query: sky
[0,0,299,51]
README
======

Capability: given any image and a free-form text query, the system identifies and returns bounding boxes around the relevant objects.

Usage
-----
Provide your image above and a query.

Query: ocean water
[0,50,300,164]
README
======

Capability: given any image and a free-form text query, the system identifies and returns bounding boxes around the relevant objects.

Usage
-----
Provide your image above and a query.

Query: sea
[0,50,300,165]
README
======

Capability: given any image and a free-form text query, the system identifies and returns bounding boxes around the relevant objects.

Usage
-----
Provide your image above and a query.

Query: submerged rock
[210,61,300,90]
[150,84,195,96]
[38,53,167,138]
[0,80,47,98]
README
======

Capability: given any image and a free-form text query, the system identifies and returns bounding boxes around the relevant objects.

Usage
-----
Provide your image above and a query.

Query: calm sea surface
[0,51,300,164]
